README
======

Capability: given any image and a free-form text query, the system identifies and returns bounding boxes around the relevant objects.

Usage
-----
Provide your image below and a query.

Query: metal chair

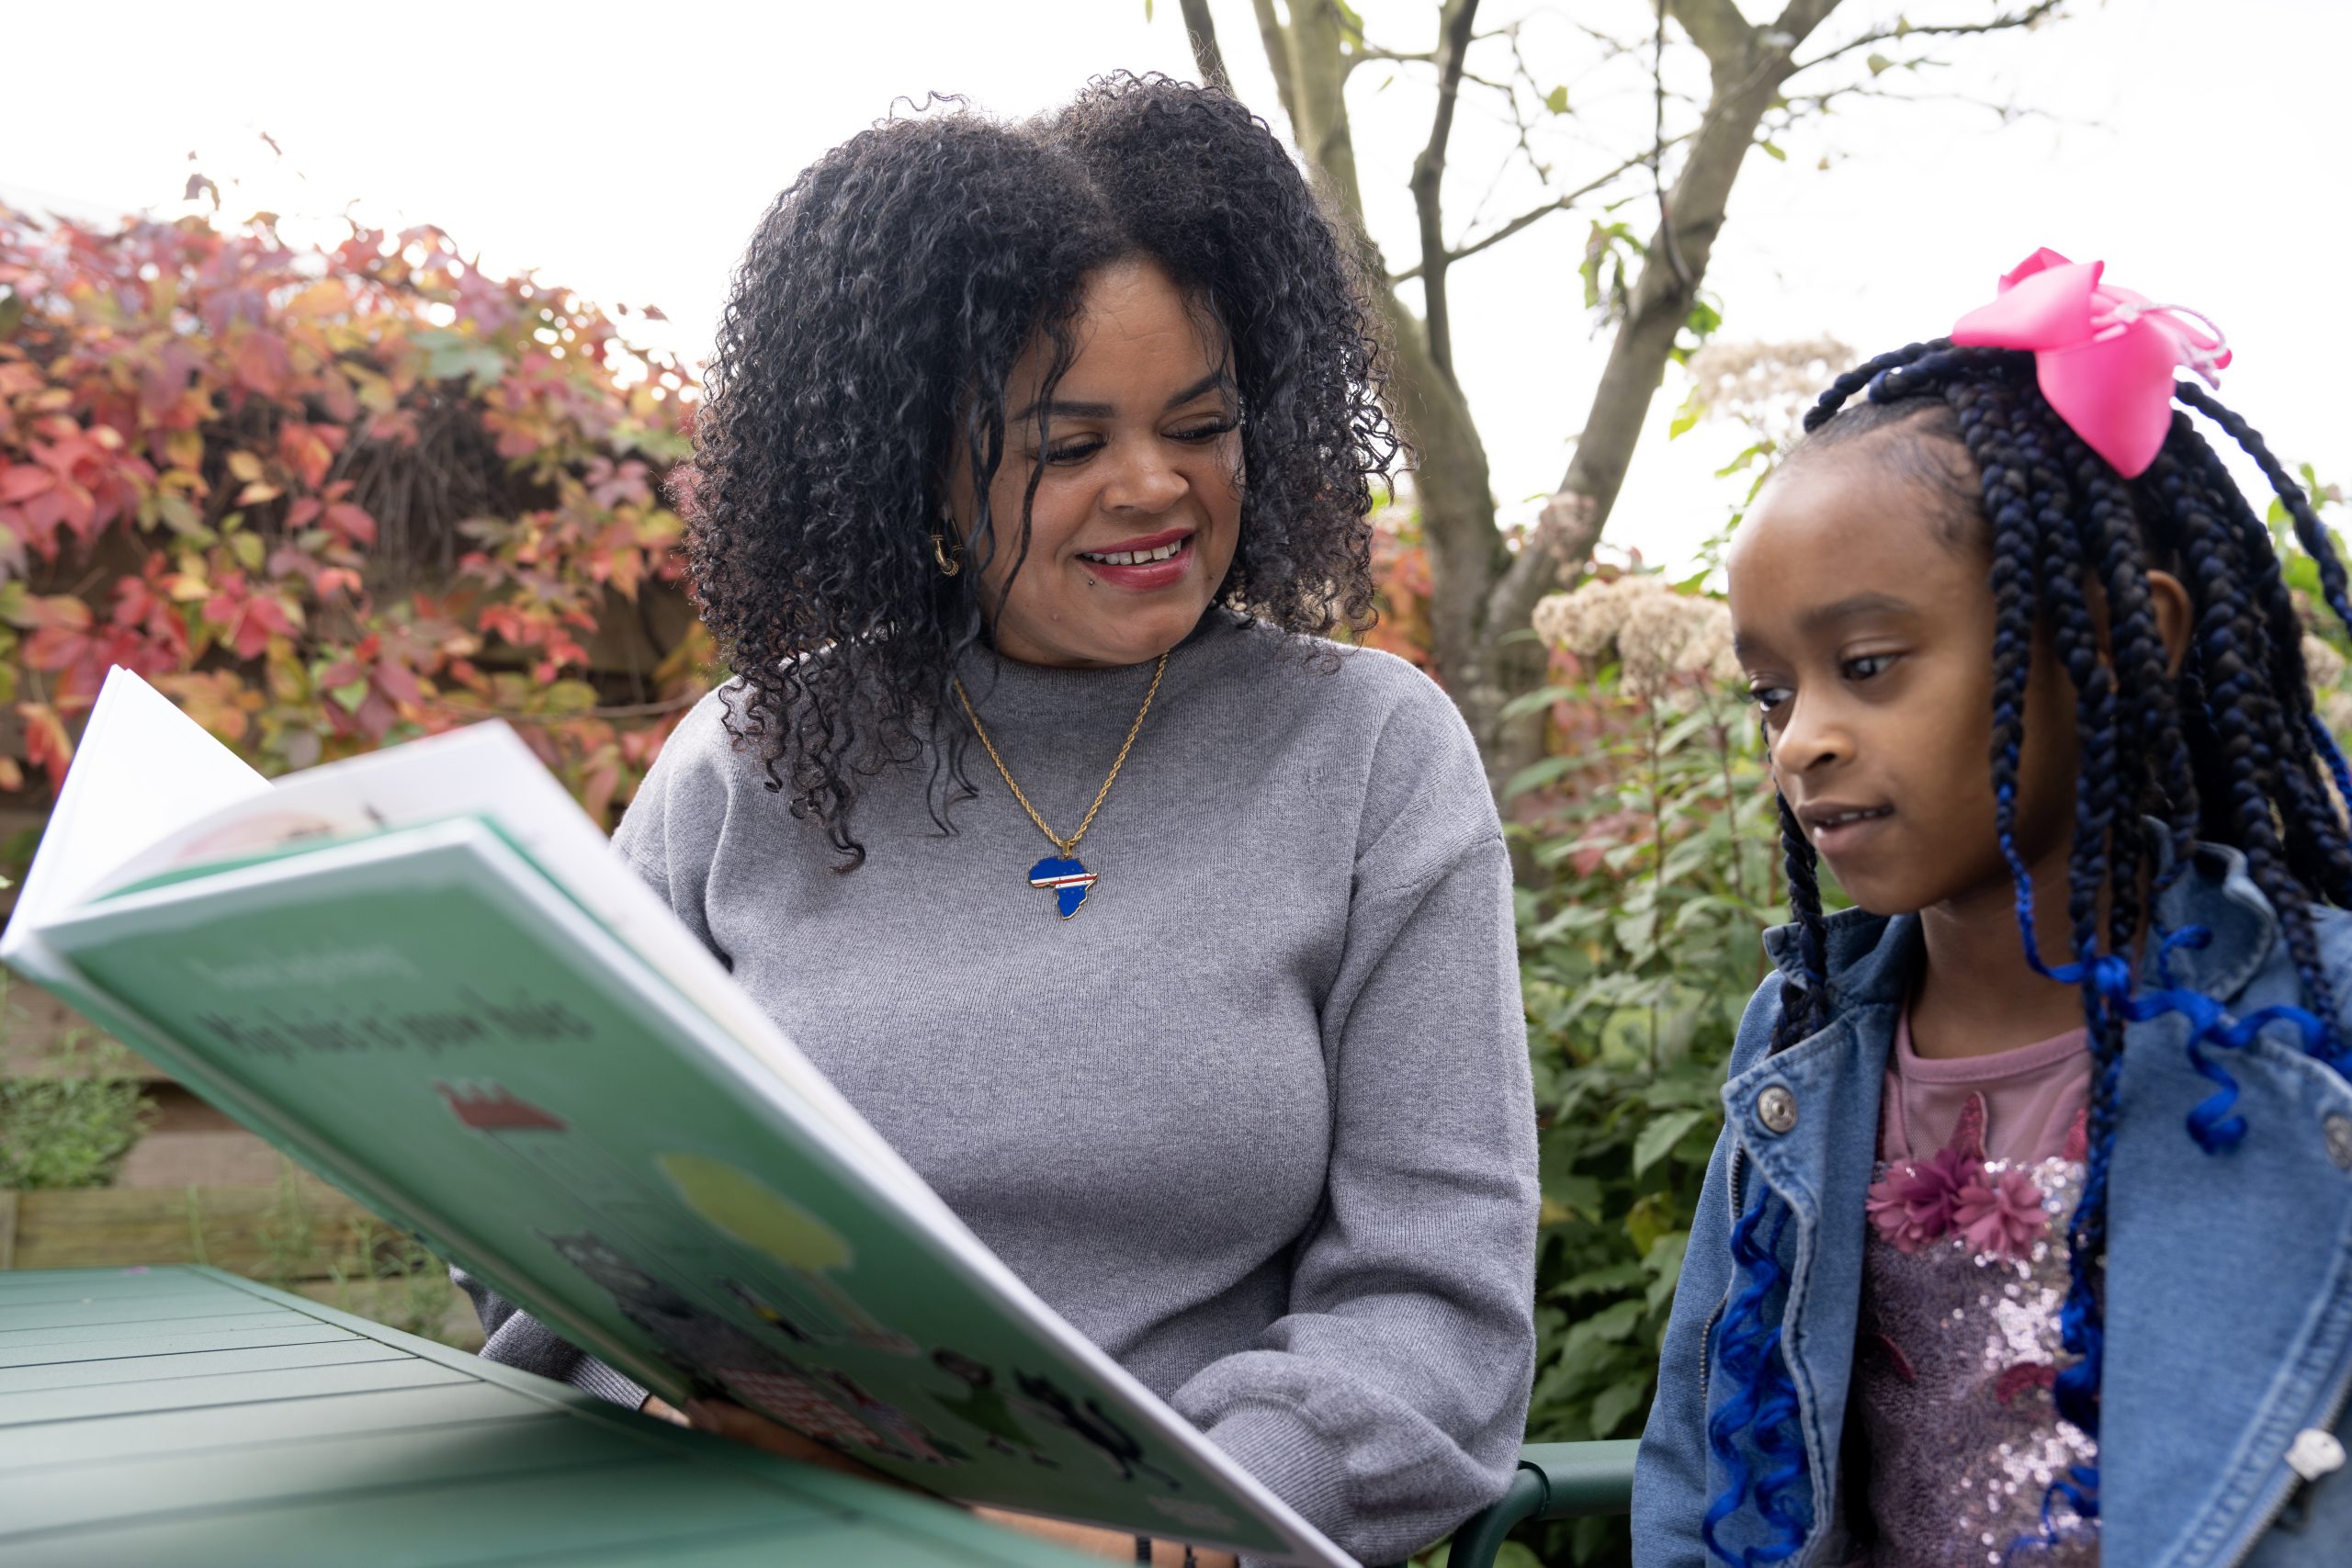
[1413,1438,1641,1568]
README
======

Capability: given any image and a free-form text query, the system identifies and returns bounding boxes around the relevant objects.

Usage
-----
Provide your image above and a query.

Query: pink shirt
[1855,1013,2099,1566]
[1879,1011,2091,1164]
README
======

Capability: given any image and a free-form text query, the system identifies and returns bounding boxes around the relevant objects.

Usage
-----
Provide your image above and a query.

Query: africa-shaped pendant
[1028,855,1098,919]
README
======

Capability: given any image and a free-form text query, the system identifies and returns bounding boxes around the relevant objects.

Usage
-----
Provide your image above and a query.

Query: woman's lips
[1078,533,1193,592]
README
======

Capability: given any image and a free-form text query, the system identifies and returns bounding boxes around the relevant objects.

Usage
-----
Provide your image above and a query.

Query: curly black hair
[684,73,1399,868]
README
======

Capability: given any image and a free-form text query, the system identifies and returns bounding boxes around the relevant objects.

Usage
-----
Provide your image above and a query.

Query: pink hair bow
[1949,247,2230,479]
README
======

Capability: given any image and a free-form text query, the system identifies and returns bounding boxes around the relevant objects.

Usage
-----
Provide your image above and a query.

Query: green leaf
[1669,406,1702,439]
[1758,140,1788,162]
[412,327,507,389]
[1866,51,1894,75]
[1505,754,1577,799]
[1544,85,1570,115]
[1555,1261,1645,1299]
[329,679,370,713]
[1589,1373,1651,1438]
[1633,1108,1708,1176]
[1499,683,1578,722]
[1714,439,1775,479]
[1644,1230,1690,1311]
[1560,1297,1645,1358]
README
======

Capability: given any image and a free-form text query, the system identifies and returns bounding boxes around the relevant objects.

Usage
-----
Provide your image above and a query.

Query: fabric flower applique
[1868,1091,2049,1255]
[1953,1166,2047,1260]
[1867,1145,1975,1253]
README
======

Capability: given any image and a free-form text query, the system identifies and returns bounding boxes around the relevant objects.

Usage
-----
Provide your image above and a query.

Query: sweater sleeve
[1170,683,1541,1565]
[453,689,735,1408]
[450,1262,649,1409]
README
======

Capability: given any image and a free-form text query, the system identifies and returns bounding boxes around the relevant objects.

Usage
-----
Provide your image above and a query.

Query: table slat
[0,1352,469,1424]
[0,1320,352,1368]
[0,1336,398,1393]
[0,1379,544,1469]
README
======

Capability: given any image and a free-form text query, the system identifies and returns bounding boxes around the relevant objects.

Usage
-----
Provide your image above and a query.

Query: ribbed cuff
[1205,1399,1351,1541]
[567,1355,650,1411]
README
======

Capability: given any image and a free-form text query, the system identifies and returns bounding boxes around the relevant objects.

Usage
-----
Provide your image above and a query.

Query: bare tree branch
[1178,0,1236,96]
[1346,45,1439,71]
[1412,0,1486,381]
[1388,141,1678,284]
[1796,0,2064,69]
[1250,0,1300,132]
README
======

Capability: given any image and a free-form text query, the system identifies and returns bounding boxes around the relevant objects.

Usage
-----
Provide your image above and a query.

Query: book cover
[2,669,1351,1567]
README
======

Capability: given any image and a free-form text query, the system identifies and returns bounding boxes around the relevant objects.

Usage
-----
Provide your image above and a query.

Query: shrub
[0,203,714,827]
[1507,571,1781,1566]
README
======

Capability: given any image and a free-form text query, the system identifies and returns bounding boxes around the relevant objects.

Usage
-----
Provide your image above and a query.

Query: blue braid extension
[2313,714,2352,815]
[1697,797,1835,1564]
[2167,414,2352,922]
[2163,414,2352,919]
[2158,447,2348,1057]
[1702,1185,1809,1566]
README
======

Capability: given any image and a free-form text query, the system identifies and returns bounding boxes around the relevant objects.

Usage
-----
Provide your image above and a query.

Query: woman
[458,74,1537,1566]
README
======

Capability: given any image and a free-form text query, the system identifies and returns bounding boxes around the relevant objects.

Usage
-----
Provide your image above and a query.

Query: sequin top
[1852,1018,2098,1567]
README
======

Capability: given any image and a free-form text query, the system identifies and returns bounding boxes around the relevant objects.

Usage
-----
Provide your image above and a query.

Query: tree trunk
[1473,0,1844,790]
[1238,0,1845,797]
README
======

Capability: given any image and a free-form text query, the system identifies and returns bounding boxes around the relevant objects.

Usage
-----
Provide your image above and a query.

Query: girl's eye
[1747,683,1792,716]
[1042,438,1103,466]
[1842,653,1898,682]
[1170,419,1238,444]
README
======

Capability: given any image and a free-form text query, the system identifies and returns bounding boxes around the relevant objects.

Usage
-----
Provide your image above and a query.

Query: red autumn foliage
[0,202,713,824]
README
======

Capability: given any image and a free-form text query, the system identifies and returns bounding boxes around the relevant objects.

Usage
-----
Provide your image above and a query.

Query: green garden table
[0,1264,1095,1567]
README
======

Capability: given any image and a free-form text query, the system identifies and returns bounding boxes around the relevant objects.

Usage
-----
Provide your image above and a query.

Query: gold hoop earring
[931,532,963,577]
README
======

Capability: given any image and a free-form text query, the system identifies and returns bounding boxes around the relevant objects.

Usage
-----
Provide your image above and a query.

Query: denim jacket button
[1757,1085,1798,1136]
[2287,1427,2346,1481]
[2325,1113,2352,1172]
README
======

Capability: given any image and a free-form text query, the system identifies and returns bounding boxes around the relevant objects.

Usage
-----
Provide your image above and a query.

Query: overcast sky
[5,0,2344,572]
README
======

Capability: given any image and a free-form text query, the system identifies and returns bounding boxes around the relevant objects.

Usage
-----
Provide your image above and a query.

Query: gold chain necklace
[951,650,1168,919]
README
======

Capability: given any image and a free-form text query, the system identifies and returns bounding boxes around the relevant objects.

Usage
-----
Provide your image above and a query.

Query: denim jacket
[1634,840,2352,1567]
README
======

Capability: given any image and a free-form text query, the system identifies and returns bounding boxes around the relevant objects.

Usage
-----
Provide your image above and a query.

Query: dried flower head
[1684,337,1857,444]
[1532,574,1739,701]
[2303,633,2346,692]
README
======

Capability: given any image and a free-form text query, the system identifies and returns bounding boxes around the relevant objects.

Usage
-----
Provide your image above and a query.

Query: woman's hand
[972,1510,1238,1567]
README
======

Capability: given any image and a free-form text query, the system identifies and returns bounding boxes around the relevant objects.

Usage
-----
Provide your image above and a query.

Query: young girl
[1634,250,2352,1567]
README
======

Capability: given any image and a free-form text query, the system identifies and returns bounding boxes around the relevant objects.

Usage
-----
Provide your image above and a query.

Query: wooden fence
[0,1179,483,1346]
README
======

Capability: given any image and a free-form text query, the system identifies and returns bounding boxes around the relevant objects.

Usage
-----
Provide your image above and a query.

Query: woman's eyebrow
[1012,371,1233,424]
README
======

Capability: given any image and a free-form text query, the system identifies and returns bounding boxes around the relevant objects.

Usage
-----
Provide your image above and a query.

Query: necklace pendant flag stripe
[1028,855,1098,919]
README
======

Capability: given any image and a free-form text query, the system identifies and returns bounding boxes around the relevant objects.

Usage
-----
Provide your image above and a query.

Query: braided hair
[685,74,1396,868]
[1704,342,2352,1562]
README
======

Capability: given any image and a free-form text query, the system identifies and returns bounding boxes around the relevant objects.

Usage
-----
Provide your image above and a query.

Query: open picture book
[0,667,1352,1568]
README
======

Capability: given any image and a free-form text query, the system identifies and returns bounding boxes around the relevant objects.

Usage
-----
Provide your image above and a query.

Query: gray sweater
[456,613,1538,1563]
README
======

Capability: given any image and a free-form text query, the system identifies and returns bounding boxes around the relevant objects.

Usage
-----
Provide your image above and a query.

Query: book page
[33,823,1345,1566]
[80,679,954,1230]
[2,667,270,946]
